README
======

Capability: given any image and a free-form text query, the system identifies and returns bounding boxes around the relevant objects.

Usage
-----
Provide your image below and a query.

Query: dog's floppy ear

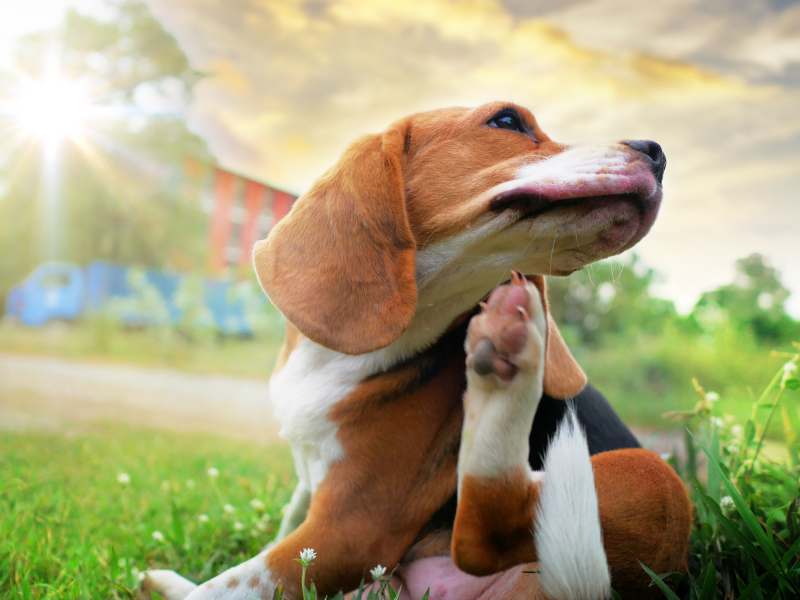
[529,275,587,399]
[253,123,416,355]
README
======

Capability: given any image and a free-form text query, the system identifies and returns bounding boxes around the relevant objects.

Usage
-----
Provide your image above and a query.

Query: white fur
[515,145,637,182]
[141,570,197,599]
[143,557,275,600]
[511,144,654,200]
[535,410,611,600]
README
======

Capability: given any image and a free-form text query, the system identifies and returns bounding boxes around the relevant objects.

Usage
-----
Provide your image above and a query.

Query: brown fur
[266,330,466,594]
[453,469,541,576]
[449,449,692,596]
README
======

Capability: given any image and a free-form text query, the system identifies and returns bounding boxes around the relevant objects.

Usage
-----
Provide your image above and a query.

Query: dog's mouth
[489,175,663,253]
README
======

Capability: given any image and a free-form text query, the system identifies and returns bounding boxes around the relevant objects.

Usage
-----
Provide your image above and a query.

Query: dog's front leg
[452,272,551,575]
[452,275,692,599]
[143,419,458,599]
[273,481,311,542]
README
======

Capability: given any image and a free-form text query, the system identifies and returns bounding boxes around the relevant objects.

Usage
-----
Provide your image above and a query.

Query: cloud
[145,0,800,314]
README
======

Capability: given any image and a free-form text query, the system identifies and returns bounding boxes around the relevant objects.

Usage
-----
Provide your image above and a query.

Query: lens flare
[10,73,90,145]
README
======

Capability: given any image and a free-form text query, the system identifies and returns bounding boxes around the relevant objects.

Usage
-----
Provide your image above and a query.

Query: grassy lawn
[1,316,799,599]
[575,327,792,429]
[0,426,293,599]
[0,320,792,432]
[0,321,282,380]
[1,356,799,598]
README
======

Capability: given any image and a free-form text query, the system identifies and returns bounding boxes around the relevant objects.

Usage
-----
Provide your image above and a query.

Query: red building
[186,160,297,273]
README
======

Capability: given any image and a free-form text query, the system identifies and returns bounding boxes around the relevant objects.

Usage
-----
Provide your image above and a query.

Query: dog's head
[254,101,663,387]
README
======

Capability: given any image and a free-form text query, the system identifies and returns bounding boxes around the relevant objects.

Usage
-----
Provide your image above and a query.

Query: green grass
[0,426,293,599]
[576,325,790,430]
[645,350,800,599]
[2,321,799,598]
[0,320,282,379]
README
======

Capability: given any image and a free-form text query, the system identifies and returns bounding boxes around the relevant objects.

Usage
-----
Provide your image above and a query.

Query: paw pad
[466,271,544,381]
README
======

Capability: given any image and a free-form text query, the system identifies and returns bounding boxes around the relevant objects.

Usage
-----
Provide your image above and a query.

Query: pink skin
[493,161,663,259]
[509,169,657,202]
[394,556,536,600]
[466,272,532,381]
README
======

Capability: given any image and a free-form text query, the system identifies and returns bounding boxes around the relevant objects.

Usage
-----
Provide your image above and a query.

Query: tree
[692,253,798,343]
[0,0,211,299]
[547,254,678,346]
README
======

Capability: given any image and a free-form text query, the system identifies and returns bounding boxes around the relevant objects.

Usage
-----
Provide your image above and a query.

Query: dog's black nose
[622,139,666,183]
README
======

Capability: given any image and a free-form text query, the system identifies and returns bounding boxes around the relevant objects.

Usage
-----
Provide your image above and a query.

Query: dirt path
[0,352,279,441]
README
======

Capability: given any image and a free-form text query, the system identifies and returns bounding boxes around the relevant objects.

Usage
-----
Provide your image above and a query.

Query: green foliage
[174,274,215,343]
[645,350,800,598]
[0,315,285,379]
[548,254,678,346]
[549,253,799,429]
[692,254,799,344]
[0,0,212,298]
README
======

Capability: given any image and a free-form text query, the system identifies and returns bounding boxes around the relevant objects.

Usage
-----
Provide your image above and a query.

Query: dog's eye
[487,109,526,133]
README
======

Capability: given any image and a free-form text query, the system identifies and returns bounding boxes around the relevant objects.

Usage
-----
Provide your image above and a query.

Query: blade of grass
[640,563,681,600]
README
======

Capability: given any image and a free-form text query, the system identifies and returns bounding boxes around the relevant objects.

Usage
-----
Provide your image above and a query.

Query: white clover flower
[705,391,720,403]
[710,417,724,429]
[117,472,131,485]
[731,424,743,437]
[234,521,244,531]
[186,479,196,489]
[370,565,387,580]
[250,498,266,511]
[207,467,219,478]
[781,361,798,388]
[299,548,317,564]
[223,503,236,514]
[151,530,165,543]
[720,495,735,515]
[197,514,209,523]
[659,452,672,462]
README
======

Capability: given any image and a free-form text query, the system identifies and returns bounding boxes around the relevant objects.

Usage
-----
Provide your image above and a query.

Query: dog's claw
[511,270,526,286]
[516,306,529,321]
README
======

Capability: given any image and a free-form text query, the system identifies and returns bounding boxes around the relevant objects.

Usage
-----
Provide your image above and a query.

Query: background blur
[0,2,798,597]
[1,0,798,434]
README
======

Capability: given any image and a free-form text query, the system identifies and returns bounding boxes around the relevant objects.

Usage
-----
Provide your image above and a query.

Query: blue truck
[4,261,255,335]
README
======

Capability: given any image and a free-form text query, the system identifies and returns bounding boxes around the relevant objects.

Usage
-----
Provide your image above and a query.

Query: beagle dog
[142,102,691,600]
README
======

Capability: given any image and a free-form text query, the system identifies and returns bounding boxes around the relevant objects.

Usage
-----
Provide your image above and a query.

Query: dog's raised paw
[465,271,546,383]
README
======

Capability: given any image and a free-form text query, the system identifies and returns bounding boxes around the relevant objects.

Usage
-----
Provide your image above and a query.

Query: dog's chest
[268,339,398,491]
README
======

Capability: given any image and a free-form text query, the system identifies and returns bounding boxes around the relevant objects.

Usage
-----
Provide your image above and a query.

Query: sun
[10,72,91,146]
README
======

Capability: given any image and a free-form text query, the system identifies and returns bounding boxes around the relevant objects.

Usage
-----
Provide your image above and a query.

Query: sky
[3,0,799,314]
